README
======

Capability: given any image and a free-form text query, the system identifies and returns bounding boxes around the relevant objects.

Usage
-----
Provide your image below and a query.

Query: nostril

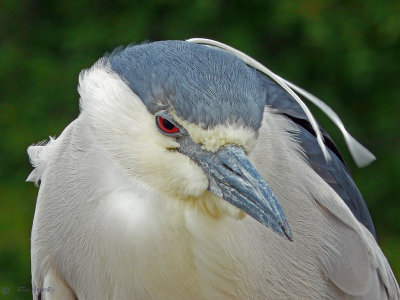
[222,162,242,177]
[224,164,234,173]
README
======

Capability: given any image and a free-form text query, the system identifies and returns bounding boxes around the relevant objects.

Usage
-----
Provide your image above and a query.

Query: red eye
[156,116,180,134]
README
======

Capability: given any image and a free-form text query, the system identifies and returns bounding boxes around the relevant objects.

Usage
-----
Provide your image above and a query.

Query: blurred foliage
[0,0,399,298]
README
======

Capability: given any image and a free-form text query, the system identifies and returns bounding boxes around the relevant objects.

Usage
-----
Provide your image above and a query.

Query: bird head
[78,40,292,240]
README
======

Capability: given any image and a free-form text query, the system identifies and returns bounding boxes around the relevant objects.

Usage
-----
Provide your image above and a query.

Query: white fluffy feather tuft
[27,138,55,186]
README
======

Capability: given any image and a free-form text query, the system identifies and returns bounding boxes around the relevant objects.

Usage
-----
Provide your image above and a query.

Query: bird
[27,38,399,299]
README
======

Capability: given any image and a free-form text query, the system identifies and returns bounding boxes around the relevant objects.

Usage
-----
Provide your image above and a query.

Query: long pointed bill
[178,138,292,240]
[207,146,292,240]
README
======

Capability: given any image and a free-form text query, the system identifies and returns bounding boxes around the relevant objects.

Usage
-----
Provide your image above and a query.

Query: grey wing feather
[258,73,377,239]
[258,74,399,299]
[296,125,377,238]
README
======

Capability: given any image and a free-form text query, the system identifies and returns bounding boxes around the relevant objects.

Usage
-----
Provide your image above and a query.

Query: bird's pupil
[163,119,175,130]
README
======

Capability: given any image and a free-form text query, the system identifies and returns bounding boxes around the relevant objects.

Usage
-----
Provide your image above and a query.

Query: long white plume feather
[187,38,376,167]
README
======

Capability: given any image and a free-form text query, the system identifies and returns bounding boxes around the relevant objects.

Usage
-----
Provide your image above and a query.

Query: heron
[27,38,399,299]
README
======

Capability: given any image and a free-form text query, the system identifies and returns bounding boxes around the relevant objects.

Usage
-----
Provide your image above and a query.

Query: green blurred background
[0,0,399,298]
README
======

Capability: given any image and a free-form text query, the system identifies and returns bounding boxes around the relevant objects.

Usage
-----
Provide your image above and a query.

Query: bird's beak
[179,139,292,240]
